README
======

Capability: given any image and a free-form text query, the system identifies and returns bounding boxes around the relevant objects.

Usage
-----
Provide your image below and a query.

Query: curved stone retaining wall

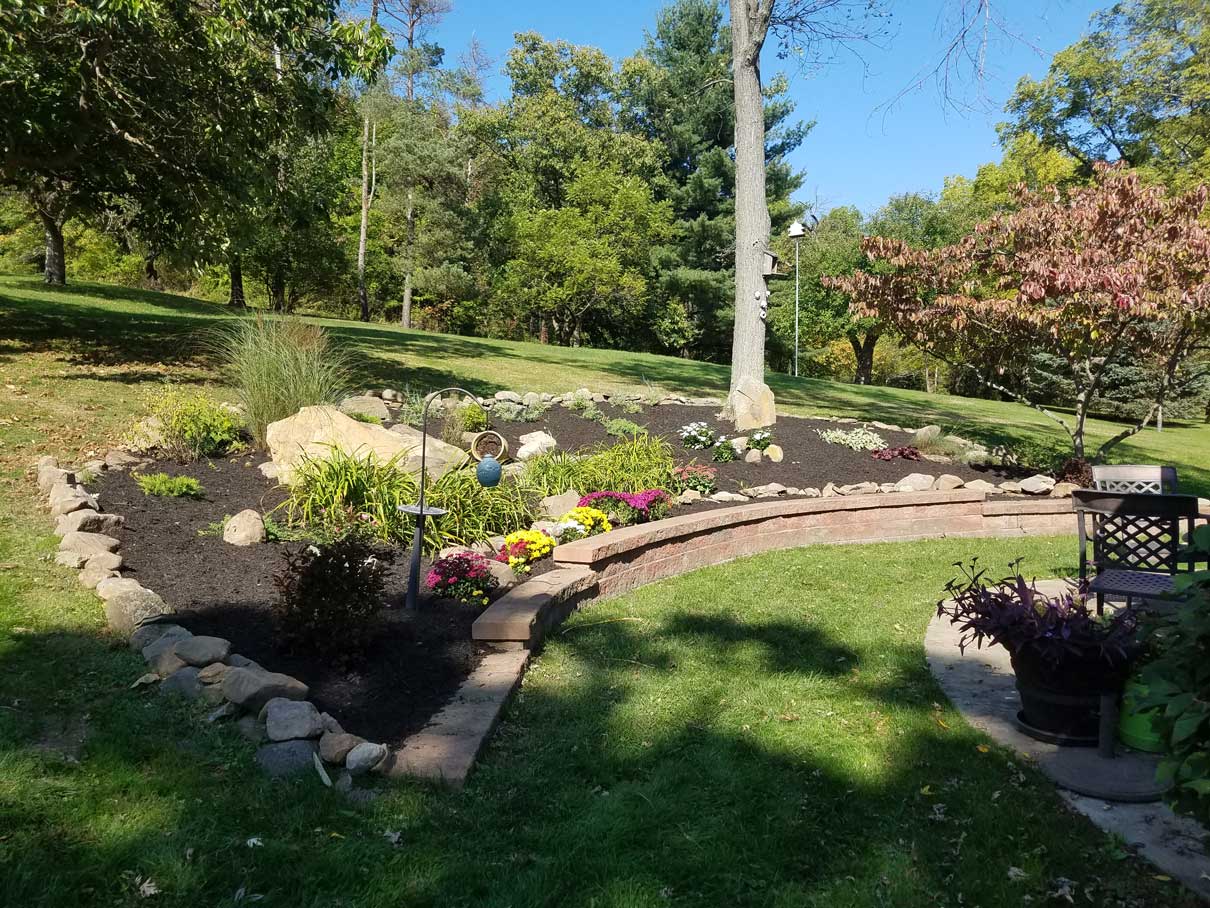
[473,491,1079,648]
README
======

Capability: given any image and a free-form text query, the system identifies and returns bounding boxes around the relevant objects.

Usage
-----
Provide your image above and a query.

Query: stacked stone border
[33,450,1210,791]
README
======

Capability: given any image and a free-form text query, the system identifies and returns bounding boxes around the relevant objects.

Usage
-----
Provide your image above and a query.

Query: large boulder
[516,430,556,462]
[539,490,581,519]
[266,406,464,482]
[106,588,173,635]
[222,667,309,713]
[339,395,390,422]
[894,473,936,493]
[56,510,124,536]
[263,698,324,741]
[1019,474,1057,495]
[223,509,266,546]
[48,483,98,516]
[728,376,776,432]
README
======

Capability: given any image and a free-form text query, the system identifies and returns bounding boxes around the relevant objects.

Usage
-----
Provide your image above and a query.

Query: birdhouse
[762,249,780,277]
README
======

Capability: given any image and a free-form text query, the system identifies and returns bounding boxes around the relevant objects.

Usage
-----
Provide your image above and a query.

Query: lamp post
[402,386,500,610]
[788,220,806,377]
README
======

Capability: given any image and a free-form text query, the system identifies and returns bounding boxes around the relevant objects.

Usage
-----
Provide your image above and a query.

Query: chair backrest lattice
[1072,489,1201,579]
[1092,464,1178,495]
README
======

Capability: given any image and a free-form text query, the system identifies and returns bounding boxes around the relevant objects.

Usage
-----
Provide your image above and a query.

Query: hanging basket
[469,430,508,463]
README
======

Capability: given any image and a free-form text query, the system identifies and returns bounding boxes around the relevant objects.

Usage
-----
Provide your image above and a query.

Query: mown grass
[0,274,1205,905]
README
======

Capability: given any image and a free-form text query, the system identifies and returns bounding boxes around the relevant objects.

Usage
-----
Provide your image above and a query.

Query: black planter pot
[1009,647,1133,747]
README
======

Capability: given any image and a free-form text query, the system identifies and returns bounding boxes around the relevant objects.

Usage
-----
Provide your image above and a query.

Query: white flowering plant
[678,421,716,449]
[748,430,773,452]
[815,425,886,451]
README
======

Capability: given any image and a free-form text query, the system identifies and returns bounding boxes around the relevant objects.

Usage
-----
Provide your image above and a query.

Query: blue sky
[428,0,1104,214]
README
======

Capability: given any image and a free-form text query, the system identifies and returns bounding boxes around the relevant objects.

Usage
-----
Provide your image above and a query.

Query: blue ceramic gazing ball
[476,454,502,488]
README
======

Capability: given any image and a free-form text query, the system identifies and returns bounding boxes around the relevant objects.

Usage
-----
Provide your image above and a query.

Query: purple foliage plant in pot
[937,559,1141,745]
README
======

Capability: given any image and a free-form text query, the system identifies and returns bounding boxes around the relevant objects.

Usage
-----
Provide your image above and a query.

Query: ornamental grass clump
[209,315,353,446]
[578,489,670,526]
[496,529,555,573]
[426,551,498,607]
[551,506,612,542]
[672,463,717,495]
[815,425,886,451]
[135,472,205,499]
[522,435,674,496]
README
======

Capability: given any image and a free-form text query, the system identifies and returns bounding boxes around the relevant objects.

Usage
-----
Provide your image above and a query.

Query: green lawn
[0,274,1206,906]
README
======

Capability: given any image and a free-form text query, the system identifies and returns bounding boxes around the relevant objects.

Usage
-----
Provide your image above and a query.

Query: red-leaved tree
[827,164,1210,461]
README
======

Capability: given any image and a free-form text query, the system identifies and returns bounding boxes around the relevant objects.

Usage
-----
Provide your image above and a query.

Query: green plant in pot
[938,560,1140,745]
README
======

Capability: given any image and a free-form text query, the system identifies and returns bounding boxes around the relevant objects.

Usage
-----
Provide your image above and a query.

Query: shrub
[615,397,643,414]
[493,400,551,422]
[748,429,773,452]
[711,438,738,463]
[578,489,670,526]
[426,552,498,607]
[564,390,595,412]
[135,472,204,498]
[347,411,382,425]
[143,387,243,460]
[1057,457,1094,486]
[522,435,674,496]
[679,421,716,449]
[602,417,645,438]
[551,506,612,541]
[442,401,488,445]
[285,449,535,552]
[815,426,886,451]
[209,315,353,446]
[872,445,921,461]
[672,463,717,495]
[496,529,555,573]
[579,404,605,422]
[273,535,392,660]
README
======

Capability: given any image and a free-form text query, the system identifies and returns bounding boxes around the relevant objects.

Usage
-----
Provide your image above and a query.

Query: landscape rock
[800,487,821,497]
[380,388,401,402]
[145,641,187,677]
[728,376,776,432]
[267,405,464,482]
[821,483,838,498]
[933,474,965,491]
[37,466,73,494]
[159,666,203,700]
[227,653,264,670]
[743,449,762,464]
[206,701,239,723]
[764,444,784,463]
[236,716,267,744]
[319,731,364,764]
[106,588,173,634]
[729,436,748,454]
[838,482,879,496]
[1050,481,1079,498]
[676,489,702,505]
[263,698,324,742]
[999,481,1022,494]
[174,635,232,667]
[223,509,266,546]
[59,531,120,558]
[522,391,542,407]
[964,479,998,493]
[103,449,143,471]
[129,623,189,652]
[95,575,144,601]
[742,483,786,498]
[516,430,557,461]
[255,740,318,778]
[222,667,309,713]
[912,425,943,447]
[86,550,123,573]
[485,559,519,591]
[79,559,119,589]
[345,741,388,775]
[539,490,581,519]
[49,483,98,516]
[1019,474,1057,495]
[894,473,936,493]
[494,390,522,403]
[339,395,390,422]
[709,491,748,503]
[878,483,899,493]
[56,510,124,536]
[55,551,88,570]
[257,462,280,481]
[197,662,228,684]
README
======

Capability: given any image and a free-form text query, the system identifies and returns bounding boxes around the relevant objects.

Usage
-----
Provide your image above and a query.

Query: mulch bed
[482,402,1021,497]
[98,457,491,747]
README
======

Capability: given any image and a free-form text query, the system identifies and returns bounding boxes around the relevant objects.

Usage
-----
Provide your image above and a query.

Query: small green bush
[493,400,550,422]
[209,315,352,446]
[142,387,243,460]
[615,397,643,414]
[815,426,886,451]
[347,411,382,425]
[135,472,204,498]
[523,434,674,496]
[284,449,536,553]
[711,438,738,463]
[602,417,646,438]
[442,402,488,445]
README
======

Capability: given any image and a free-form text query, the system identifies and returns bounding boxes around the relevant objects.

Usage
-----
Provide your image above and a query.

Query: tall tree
[0,0,389,285]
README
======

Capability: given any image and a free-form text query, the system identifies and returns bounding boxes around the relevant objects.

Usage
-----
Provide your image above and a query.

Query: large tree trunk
[724,0,775,427]
[269,269,287,313]
[39,209,66,286]
[228,254,246,307]
[401,268,413,328]
[357,113,374,322]
[849,331,879,385]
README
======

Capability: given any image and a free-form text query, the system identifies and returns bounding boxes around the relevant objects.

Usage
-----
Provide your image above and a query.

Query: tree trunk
[144,256,161,290]
[269,269,287,313]
[39,210,66,286]
[848,331,879,385]
[401,269,413,328]
[725,0,774,420]
[228,254,246,307]
[400,189,417,328]
[539,318,550,344]
[357,113,373,322]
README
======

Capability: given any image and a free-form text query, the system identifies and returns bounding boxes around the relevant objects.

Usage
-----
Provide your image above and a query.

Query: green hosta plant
[1139,525,1210,823]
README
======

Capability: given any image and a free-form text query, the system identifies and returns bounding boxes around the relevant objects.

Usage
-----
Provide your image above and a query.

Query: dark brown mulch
[482,402,1021,498]
[97,456,489,747]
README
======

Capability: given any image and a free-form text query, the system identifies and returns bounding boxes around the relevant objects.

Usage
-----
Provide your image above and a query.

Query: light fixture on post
[401,386,500,610]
